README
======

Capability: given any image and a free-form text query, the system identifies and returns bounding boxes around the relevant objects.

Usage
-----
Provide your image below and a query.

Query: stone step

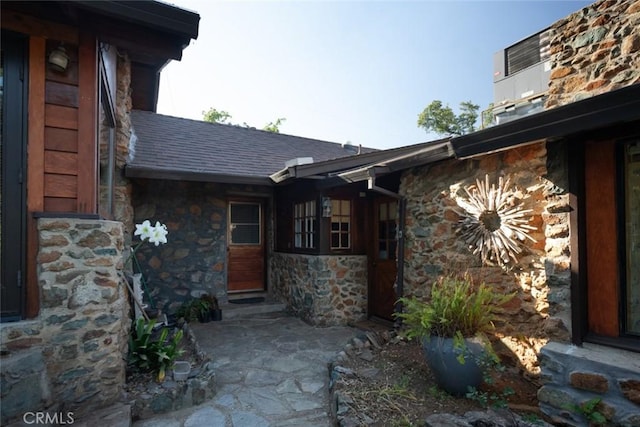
[219,301,287,320]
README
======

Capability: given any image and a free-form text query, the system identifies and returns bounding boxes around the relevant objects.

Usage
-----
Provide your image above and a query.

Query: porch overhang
[269,138,452,184]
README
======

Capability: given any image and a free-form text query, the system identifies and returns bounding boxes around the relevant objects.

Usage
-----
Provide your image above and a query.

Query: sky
[157,0,594,149]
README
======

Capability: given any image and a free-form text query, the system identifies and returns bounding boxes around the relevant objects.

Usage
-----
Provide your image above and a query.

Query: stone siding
[132,180,228,313]
[538,342,640,426]
[271,252,367,326]
[0,218,129,423]
[546,0,640,108]
[399,142,571,375]
[132,180,274,313]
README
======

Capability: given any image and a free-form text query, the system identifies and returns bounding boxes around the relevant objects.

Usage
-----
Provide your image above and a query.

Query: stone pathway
[133,314,360,427]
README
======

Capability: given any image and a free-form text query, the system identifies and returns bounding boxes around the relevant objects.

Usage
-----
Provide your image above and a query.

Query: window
[98,43,116,219]
[294,200,315,249]
[377,200,397,260]
[230,202,261,245]
[330,199,351,249]
[1,31,27,321]
[623,141,640,336]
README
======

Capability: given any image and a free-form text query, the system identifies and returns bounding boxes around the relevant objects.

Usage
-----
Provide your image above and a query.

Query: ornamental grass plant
[395,275,513,340]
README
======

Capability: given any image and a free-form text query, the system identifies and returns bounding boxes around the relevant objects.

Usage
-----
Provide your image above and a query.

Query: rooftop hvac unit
[486,28,551,127]
[493,28,551,105]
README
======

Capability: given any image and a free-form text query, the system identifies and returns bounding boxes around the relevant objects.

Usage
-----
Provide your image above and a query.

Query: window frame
[330,199,351,250]
[98,43,117,220]
[0,31,28,322]
[293,200,316,249]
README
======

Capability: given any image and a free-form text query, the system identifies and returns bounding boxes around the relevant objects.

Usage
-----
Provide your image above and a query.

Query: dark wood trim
[32,212,100,220]
[568,139,586,345]
[1,9,79,44]
[584,139,619,337]
[77,30,97,214]
[26,36,46,319]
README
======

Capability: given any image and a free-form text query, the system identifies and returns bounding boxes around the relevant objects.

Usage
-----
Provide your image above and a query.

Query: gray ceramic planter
[422,336,486,396]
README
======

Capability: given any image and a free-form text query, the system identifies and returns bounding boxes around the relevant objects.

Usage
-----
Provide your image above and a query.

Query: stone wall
[132,180,228,313]
[131,180,274,313]
[399,142,571,375]
[0,218,129,423]
[270,252,367,326]
[538,342,640,426]
[546,0,640,109]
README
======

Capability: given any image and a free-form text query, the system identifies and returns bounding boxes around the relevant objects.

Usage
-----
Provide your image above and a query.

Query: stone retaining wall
[270,252,367,326]
[0,218,129,423]
[538,342,640,426]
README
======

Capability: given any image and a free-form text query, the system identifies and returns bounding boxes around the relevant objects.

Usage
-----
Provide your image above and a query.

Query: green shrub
[129,318,184,382]
[394,275,513,339]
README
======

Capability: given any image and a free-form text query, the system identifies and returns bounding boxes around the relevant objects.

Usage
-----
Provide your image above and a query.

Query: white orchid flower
[134,220,153,241]
[148,221,169,246]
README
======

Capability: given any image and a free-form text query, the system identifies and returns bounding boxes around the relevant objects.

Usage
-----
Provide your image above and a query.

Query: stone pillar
[0,218,131,421]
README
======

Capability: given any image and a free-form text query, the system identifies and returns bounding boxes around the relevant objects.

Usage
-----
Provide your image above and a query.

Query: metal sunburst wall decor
[454,174,536,267]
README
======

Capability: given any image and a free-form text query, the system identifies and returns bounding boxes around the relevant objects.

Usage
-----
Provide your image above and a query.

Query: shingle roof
[127,110,376,184]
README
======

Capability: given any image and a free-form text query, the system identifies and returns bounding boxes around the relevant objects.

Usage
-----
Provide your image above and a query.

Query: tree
[202,108,232,124]
[202,107,286,133]
[262,118,286,133]
[417,100,479,136]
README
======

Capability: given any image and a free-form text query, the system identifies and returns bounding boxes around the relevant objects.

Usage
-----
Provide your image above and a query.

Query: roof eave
[125,166,273,186]
[452,85,640,159]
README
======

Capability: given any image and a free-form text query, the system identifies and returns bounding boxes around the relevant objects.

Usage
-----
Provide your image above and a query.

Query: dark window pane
[379,222,387,238]
[341,222,349,232]
[231,204,259,223]
[389,241,397,261]
[341,234,350,248]
[331,222,340,231]
[332,233,340,248]
[231,224,260,244]
[378,241,388,259]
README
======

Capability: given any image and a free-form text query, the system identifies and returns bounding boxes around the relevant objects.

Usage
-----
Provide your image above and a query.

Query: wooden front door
[369,198,398,320]
[227,201,265,293]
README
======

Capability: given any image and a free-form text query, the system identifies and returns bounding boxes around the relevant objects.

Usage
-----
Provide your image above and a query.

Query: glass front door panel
[624,141,640,336]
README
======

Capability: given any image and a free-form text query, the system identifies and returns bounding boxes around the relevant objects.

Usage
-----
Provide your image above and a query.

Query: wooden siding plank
[44,197,77,213]
[45,104,78,130]
[45,81,79,108]
[77,31,97,214]
[585,140,619,337]
[45,127,78,152]
[1,10,78,44]
[26,36,46,318]
[44,174,77,198]
[44,151,77,175]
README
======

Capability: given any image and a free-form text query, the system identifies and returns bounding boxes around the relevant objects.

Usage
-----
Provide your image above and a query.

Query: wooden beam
[77,30,98,214]
[26,36,46,319]
[1,10,78,44]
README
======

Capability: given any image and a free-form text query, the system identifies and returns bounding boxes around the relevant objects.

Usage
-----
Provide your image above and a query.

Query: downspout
[367,171,406,321]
